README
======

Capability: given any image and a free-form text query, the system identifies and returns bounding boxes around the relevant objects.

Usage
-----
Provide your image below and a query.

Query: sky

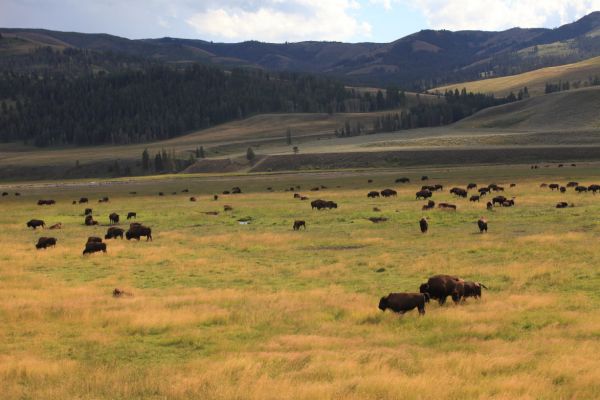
[1,0,600,43]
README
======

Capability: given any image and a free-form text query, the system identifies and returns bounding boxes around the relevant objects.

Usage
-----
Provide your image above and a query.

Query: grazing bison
[126,225,152,241]
[567,182,578,188]
[190,197,197,202]
[419,218,428,233]
[470,195,480,202]
[84,208,92,216]
[588,184,600,193]
[109,213,119,224]
[293,220,306,230]
[422,200,435,210]
[419,275,464,305]
[105,227,125,239]
[85,215,98,226]
[27,219,45,229]
[560,187,566,193]
[37,199,56,206]
[395,177,410,183]
[502,199,515,207]
[478,188,490,196]
[467,183,477,190]
[49,223,62,230]
[422,185,436,191]
[492,196,507,206]
[368,217,388,223]
[231,187,242,194]
[87,236,103,243]
[549,184,560,191]
[486,201,493,211]
[36,237,57,249]
[438,203,457,211]
[421,176,429,181]
[378,293,429,316]
[311,199,337,210]
[126,212,136,220]
[224,205,233,211]
[463,281,487,300]
[477,217,488,233]
[83,242,106,255]
[79,197,89,204]
[450,188,467,198]
[294,193,301,199]
[213,195,219,201]
[575,186,588,193]
[367,191,380,198]
[415,190,432,200]
[380,189,397,197]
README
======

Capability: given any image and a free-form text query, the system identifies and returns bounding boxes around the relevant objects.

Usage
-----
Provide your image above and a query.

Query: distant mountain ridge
[3,12,600,88]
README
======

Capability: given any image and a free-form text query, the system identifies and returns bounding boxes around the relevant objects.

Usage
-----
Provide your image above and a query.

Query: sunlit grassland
[1,165,600,399]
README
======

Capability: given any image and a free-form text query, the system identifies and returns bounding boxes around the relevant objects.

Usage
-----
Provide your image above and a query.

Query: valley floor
[1,165,600,399]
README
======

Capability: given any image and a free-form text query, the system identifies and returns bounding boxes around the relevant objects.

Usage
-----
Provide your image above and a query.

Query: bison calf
[379,293,429,316]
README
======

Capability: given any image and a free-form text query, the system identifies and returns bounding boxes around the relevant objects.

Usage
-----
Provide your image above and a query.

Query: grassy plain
[1,165,600,399]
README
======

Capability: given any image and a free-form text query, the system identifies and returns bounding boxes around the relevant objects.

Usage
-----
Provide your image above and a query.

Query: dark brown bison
[231,187,242,194]
[502,199,515,207]
[37,199,56,206]
[395,177,410,183]
[367,191,380,198]
[478,188,490,196]
[127,212,137,220]
[477,217,488,233]
[419,218,428,233]
[190,197,197,202]
[492,196,507,206]
[575,186,588,193]
[422,200,435,210]
[566,182,578,188]
[126,225,152,241]
[379,293,429,316]
[419,275,464,305]
[84,208,93,216]
[588,184,600,193]
[549,184,560,191]
[450,187,467,198]
[182,189,189,193]
[467,183,477,190]
[469,195,480,202]
[422,185,435,191]
[83,242,106,255]
[27,219,45,229]
[105,227,125,239]
[556,202,570,209]
[421,176,429,181]
[79,197,89,204]
[416,190,432,200]
[36,237,57,249]
[438,203,457,211]
[213,195,219,201]
[300,196,309,201]
[87,236,103,243]
[486,201,493,211]
[109,213,119,224]
[560,187,566,193]
[368,217,388,223]
[224,205,233,211]
[433,184,443,191]
[380,189,397,197]
[463,281,488,300]
[2,192,8,196]
[311,199,337,210]
[85,215,98,226]
[159,192,165,196]
[294,193,301,199]
[293,220,306,230]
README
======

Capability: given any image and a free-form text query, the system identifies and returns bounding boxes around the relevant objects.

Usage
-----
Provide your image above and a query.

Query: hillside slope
[433,56,600,97]
[455,86,600,130]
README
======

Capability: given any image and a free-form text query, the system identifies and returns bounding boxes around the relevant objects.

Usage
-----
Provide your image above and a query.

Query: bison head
[419,283,429,294]
[378,297,388,311]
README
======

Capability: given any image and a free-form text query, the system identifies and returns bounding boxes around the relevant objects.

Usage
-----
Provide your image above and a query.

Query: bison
[367,191,380,198]
[378,293,429,316]
[549,184,560,191]
[231,187,242,194]
[416,190,432,200]
[467,183,477,190]
[419,275,464,305]
[49,223,62,230]
[575,186,588,193]
[36,237,57,249]
[395,177,410,183]
[566,182,578,188]
[419,217,428,234]
[126,225,152,241]
[486,201,493,211]
[83,242,106,255]
[79,197,89,204]
[477,217,488,233]
[380,189,397,197]
[105,227,124,239]
[469,195,480,202]
[84,208,93,216]
[438,203,457,211]
[556,202,570,209]
[27,219,45,229]
[293,220,306,230]
[422,200,435,210]
[109,213,119,224]
[127,212,137,220]
[87,236,103,243]
[450,187,467,198]
[463,281,487,300]
[588,184,600,193]
[492,196,507,206]
[85,215,98,226]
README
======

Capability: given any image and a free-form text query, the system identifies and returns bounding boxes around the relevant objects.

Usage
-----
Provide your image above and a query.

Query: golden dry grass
[1,166,600,399]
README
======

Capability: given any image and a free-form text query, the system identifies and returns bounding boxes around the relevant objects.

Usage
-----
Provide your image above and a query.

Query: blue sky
[1,1,599,43]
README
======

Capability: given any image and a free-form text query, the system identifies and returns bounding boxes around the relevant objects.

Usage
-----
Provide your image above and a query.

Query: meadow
[1,164,600,399]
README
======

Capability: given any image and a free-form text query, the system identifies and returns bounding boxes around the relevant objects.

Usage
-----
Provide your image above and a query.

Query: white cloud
[375,0,600,31]
[186,0,371,42]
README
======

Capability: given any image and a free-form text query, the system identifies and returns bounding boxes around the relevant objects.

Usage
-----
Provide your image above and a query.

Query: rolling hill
[3,12,600,88]
[433,56,600,97]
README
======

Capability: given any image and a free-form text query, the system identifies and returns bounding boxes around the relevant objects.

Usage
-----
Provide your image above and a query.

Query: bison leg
[418,305,425,315]
[438,296,446,306]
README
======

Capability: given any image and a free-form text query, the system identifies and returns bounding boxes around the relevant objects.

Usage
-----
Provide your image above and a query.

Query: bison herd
[380,275,488,316]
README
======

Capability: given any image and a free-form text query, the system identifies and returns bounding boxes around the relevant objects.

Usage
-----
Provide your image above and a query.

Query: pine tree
[154,153,163,172]
[142,148,150,171]
[246,147,256,161]
[286,128,292,145]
